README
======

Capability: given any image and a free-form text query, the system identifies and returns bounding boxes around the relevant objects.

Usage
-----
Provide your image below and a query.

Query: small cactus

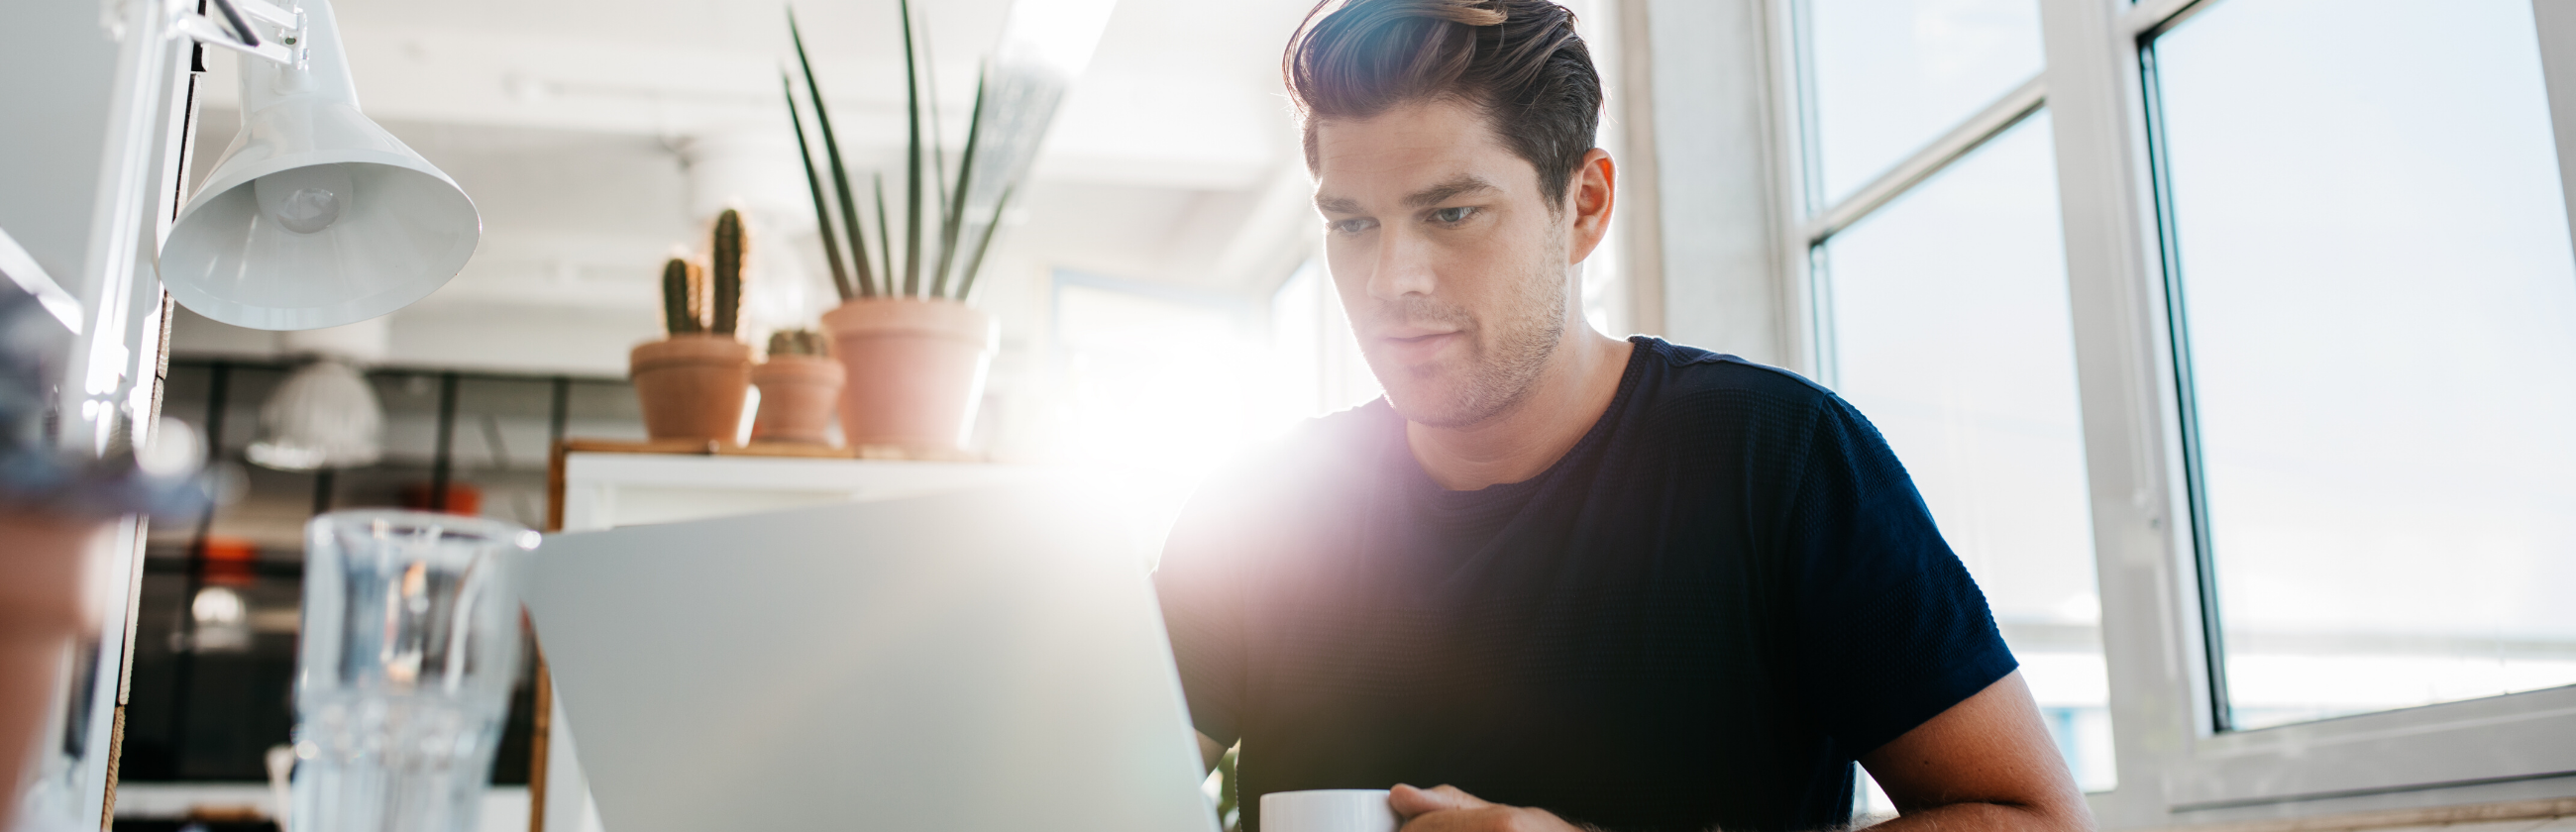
[659,258,702,336]
[709,208,745,336]
[767,329,830,358]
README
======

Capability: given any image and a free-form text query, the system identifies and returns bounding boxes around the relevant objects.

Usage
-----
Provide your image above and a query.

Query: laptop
[522,481,1221,832]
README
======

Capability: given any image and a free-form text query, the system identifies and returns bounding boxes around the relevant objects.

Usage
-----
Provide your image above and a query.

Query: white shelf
[560,452,1035,532]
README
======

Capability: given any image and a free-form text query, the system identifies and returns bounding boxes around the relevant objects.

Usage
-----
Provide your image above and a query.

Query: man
[1154,1,2095,830]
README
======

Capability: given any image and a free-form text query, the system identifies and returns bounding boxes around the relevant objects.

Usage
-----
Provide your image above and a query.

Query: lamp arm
[175,14,288,64]
[226,0,302,31]
[173,0,304,67]
[206,0,259,47]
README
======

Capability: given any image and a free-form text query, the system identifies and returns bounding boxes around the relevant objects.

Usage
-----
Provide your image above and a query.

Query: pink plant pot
[0,513,113,823]
[820,297,996,452]
[751,355,846,445]
[630,335,752,443]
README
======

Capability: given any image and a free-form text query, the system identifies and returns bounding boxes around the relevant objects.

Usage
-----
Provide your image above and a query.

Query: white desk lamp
[161,0,480,331]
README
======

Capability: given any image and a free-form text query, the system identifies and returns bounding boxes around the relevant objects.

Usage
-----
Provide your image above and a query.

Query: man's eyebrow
[1314,175,1498,214]
[1405,174,1498,208]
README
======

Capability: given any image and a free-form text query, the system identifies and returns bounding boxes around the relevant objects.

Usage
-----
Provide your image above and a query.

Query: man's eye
[1431,206,1476,225]
[1331,218,1376,235]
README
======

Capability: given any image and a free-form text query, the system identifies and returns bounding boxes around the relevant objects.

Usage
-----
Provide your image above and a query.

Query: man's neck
[1406,330,1635,490]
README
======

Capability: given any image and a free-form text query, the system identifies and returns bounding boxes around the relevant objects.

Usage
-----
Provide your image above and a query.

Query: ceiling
[173,0,1327,375]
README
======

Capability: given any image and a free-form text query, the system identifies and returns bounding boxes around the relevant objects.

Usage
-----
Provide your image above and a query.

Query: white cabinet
[557,450,1032,532]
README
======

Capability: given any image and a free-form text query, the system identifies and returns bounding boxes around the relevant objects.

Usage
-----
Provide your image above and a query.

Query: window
[1791,0,2113,801]
[1267,260,1381,421]
[1049,272,1275,479]
[2146,0,2576,733]
[128,362,634,784]
[1820,113,2113,791]
[1797,0,2046,204]
[1763,0,2576,823]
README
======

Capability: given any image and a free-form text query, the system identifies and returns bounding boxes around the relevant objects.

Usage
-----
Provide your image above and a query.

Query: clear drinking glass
[292,510,537,832]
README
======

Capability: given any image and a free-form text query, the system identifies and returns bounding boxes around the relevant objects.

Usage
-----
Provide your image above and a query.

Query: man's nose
[1367,225,1437,301]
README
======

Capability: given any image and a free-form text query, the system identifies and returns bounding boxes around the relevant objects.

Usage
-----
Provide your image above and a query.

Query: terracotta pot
[0,513,114,825]
[630,335,752,443]
[751,355,846,445]
[820,297,996,452]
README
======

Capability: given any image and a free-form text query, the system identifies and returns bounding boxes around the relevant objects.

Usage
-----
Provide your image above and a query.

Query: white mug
[1260,788,1400,832]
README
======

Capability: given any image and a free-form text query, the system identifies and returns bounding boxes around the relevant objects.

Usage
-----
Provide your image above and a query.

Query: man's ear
[1566,148,1617,263]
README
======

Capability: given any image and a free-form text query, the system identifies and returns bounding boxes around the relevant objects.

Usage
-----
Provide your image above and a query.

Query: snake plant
[785,1,1023,303]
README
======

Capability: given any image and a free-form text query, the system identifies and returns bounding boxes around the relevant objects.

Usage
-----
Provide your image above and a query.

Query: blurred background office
[121,0,1482,826]
[12,0,2574,829]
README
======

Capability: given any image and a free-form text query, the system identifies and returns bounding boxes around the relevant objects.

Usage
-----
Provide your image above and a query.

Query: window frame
[1756,0,2576,825]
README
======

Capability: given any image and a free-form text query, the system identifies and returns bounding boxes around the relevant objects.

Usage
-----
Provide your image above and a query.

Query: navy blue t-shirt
[1154,337,2016,832]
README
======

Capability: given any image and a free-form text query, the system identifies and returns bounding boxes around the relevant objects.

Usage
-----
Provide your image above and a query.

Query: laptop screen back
[524,482,1219,832]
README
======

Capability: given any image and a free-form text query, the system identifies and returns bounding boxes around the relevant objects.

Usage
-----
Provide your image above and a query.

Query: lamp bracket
[173,0,304,68]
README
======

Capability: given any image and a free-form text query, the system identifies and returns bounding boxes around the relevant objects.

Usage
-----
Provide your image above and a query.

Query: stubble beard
[1369,239,1570,429]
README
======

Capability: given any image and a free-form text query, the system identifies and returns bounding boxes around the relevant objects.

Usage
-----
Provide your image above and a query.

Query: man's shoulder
[1629,337,1840,425]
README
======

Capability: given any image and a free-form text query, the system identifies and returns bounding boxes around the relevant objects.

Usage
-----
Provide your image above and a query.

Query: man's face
[1313,99,1574,429]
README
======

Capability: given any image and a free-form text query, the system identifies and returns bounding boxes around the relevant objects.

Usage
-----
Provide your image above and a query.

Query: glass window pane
[1822,112,2114,790]
[134,361,616,783]
[1053,278,1273,478]
[1801,0,2045,207]
[1268,260,1382,420]
[2153,0,2576,730]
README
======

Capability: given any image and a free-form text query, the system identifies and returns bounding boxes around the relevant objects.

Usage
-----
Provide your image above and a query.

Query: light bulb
[191,585,247,625]
[276,187,342,233]
[188,586,254,653]
[138,416,205,476]
[253,163,358,235]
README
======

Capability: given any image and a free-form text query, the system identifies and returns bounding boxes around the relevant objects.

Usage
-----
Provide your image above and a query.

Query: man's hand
[1380,674,2087,832]
[1389,784,1590,832]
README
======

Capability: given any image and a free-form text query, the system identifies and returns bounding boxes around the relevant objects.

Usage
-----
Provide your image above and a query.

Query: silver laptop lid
[524,481,1219,832]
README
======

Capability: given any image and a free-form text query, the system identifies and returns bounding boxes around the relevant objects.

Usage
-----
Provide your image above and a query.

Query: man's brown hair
[1285,0,1603,207]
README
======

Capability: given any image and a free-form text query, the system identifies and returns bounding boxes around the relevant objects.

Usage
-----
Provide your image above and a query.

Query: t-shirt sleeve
[1152,479,1253,747]
[1781,392,2018,758]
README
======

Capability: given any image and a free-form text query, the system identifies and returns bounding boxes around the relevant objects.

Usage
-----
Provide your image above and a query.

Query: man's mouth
[1380,328,1463,363]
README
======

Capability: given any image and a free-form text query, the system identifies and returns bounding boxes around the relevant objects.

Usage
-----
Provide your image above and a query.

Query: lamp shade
[245,358,383,470]
[161,0,480,331]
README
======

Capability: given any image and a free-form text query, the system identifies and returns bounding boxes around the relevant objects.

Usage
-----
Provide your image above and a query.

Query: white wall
[0,0,119,286]
[1626,0,1796,369]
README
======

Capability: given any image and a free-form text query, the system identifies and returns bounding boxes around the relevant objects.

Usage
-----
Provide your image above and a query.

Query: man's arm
[1389,672,2093,832]
[1856,671,2093,832]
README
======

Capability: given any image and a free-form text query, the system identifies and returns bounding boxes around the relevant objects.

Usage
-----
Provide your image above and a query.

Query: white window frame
[1749,0,2576,826]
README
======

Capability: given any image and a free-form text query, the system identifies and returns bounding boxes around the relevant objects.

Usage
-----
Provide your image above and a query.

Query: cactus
[709,208,745,336]
[660,257,701,336]
[767,329,831,358]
